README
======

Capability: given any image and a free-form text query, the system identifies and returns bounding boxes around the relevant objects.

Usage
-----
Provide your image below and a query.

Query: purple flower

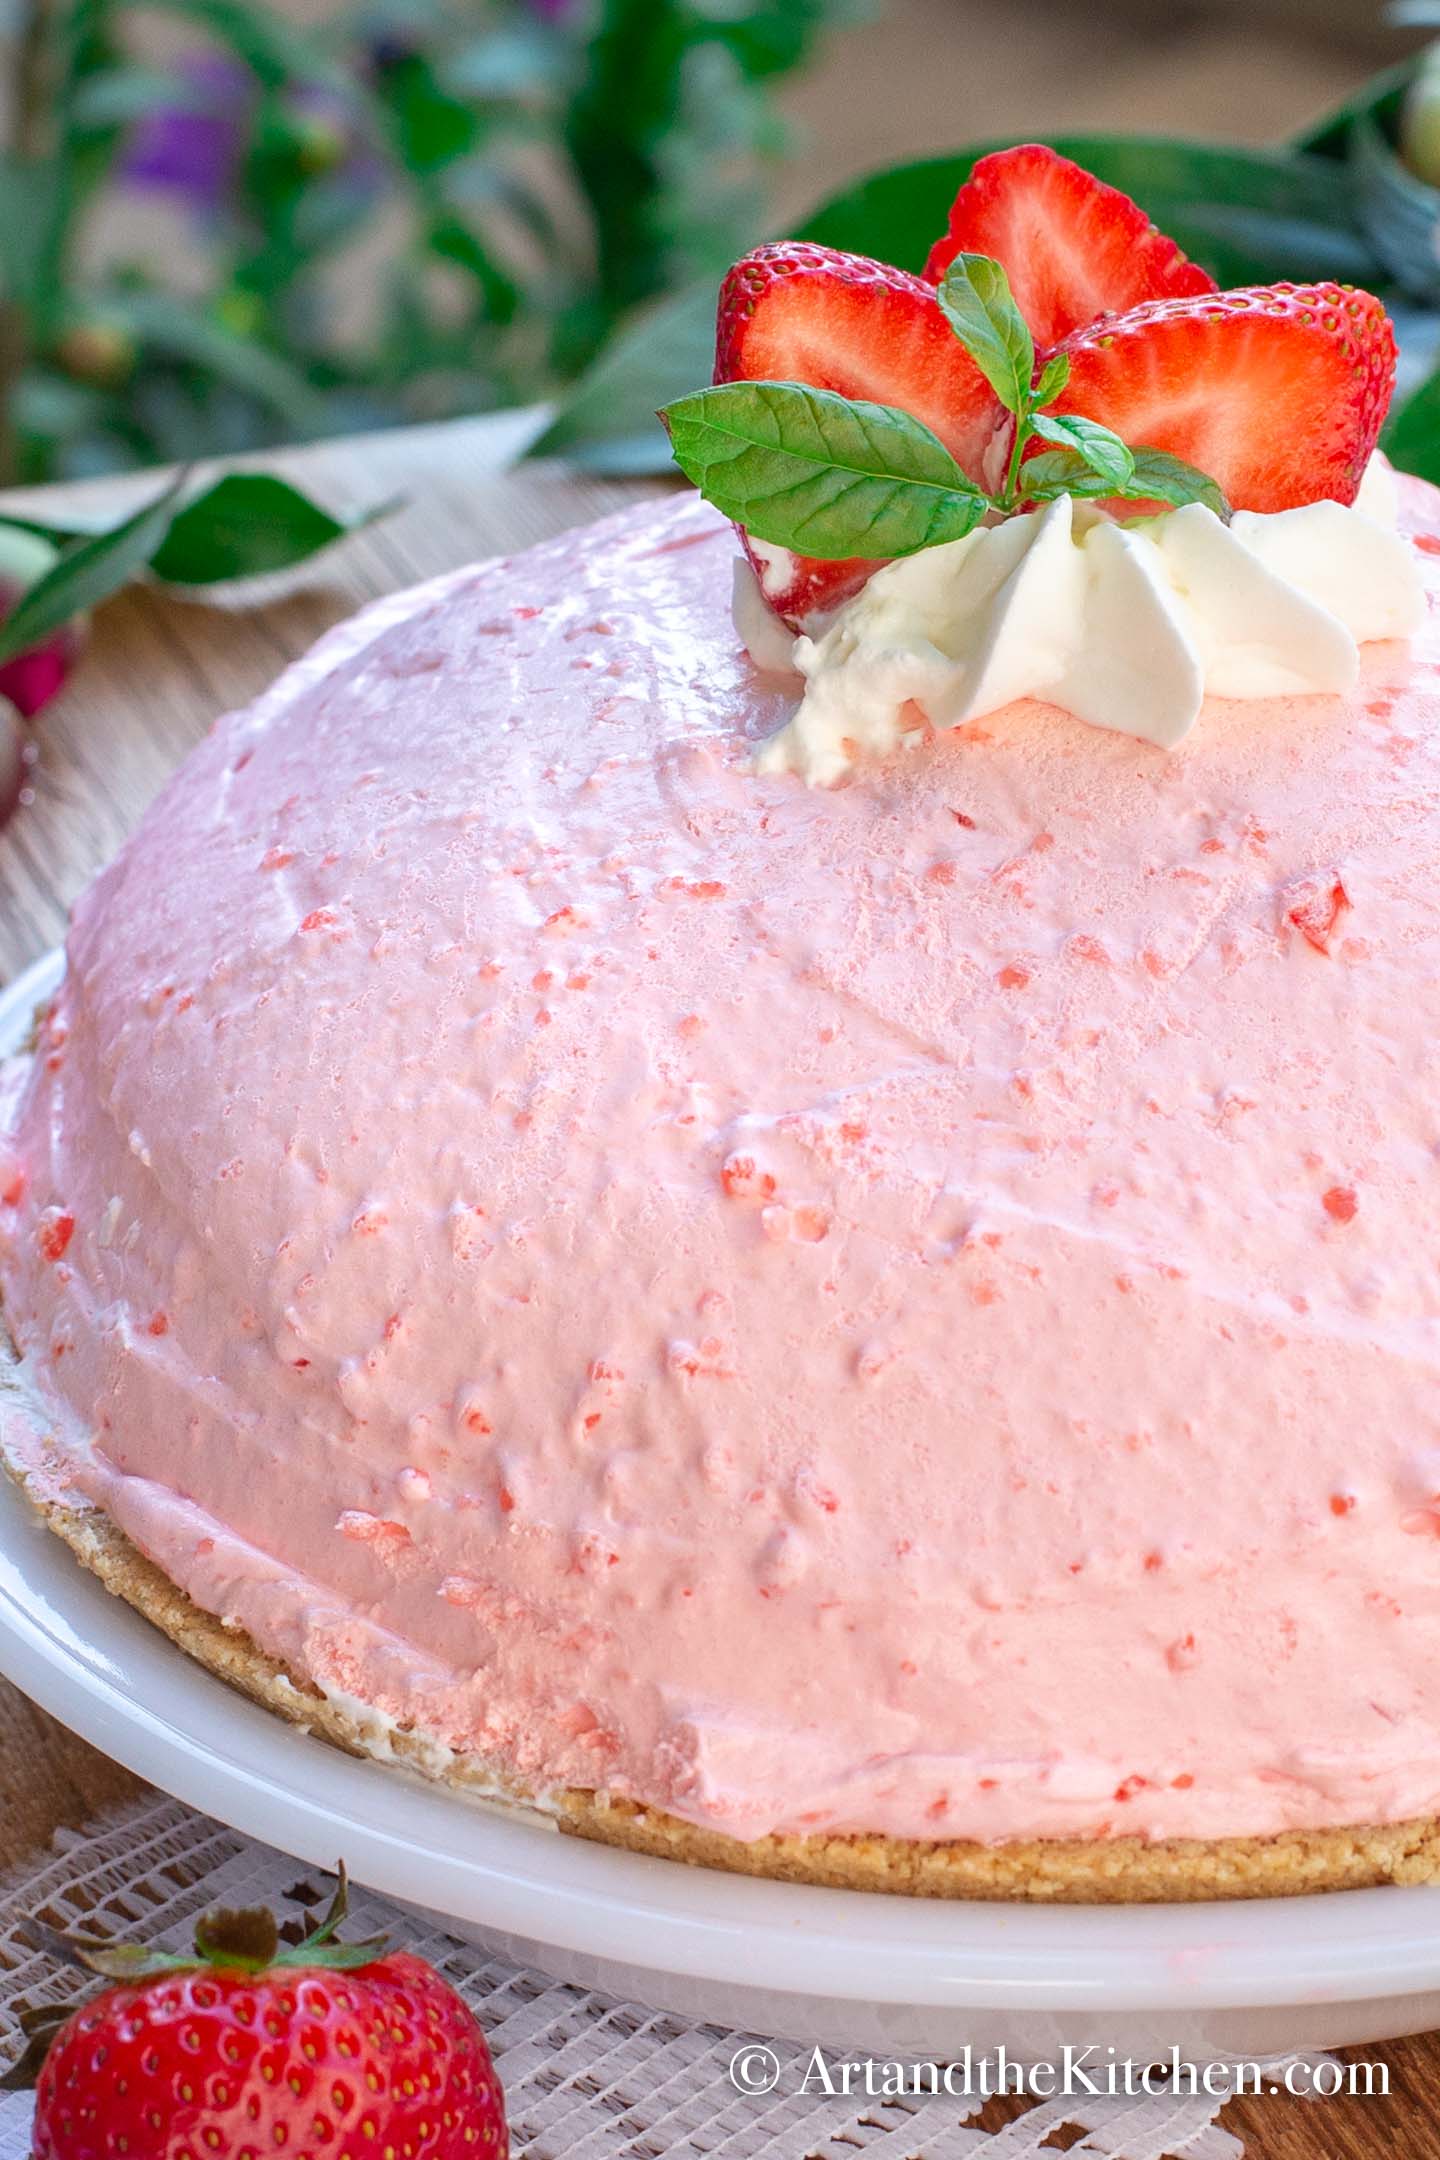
[122,54,254,213]
[125,56,381,216]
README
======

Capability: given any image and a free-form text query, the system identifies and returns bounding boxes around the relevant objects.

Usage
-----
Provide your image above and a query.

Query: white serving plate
[3,948,1440,2064]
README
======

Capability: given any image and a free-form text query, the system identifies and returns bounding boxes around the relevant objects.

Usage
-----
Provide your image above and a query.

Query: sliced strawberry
[715,241,1004,627]
[1049,281,1396,512]
[923,144,1217,348]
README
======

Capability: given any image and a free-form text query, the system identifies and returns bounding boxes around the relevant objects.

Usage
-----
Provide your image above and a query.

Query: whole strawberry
[5,1867,507,2160]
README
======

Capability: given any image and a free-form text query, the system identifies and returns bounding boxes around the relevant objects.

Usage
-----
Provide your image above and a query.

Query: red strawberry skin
[31,1950,507,2160]
[1049,281,1397,513]
[715,241,1004,626]
[923,144,1217,348]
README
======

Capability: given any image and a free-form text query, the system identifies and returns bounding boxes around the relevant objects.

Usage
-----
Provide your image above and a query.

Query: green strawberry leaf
[0,470,188,668]
[1028,412,1135,490]
[935,254,1035,418]
[148,474,399,586]
[1032,350,1071,408]
[659,381,988,559]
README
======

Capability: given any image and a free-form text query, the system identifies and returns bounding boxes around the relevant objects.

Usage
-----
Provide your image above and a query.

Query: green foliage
[0,0,870,483]
[1384,364,1440,482]
[1293,48,1440,483]
[10,16,1440,502]
[147,472,396,581]
[0,467,396,659]
[0,472,188,664]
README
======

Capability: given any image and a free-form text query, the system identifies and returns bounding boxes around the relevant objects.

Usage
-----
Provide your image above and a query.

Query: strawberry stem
[194,1907,280,1972]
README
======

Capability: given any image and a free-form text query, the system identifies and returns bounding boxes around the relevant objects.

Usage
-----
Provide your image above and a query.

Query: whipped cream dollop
[745,461,1426,785]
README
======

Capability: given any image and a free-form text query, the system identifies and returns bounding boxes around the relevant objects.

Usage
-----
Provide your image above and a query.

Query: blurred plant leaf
[1292,61,1418,156]
[142,0,350,94]
[287,170,384,260]
[563,0,695,321]
[0,470,187,667]
[1151,205,1377,288]
[68,66,218,132]
[104,290,330,431]
[0,0,883,487]
[444,156,566,258]
[693,0,875,81]
[445,23,571,103]
[803,136,1374,276]
[1295,56,1433,163]
[1383,361,1440,480]
[428,216,521,325]
[148,471,398,583]
[373,50,480,174]
[0,508,110,546]
[0,159,65,312]
[528,280,716,468]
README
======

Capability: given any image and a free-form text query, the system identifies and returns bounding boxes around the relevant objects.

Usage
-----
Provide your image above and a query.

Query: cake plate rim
[5,948,1440,2045]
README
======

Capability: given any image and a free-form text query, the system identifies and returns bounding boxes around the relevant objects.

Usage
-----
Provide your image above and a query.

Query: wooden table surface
[2,411,1438,2159]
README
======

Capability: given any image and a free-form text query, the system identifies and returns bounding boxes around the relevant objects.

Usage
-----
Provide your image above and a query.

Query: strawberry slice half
[715,241,1004,628]
[923,144,1217,349]
[1048,281,1397,513]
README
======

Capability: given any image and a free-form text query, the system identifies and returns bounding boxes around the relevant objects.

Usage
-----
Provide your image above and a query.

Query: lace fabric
[0,1795,1281,2159]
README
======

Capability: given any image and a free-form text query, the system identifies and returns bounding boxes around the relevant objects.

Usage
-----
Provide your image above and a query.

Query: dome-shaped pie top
[4,487,1440,1847]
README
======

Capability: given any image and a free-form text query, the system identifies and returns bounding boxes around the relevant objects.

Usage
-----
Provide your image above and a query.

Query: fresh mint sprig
[659,251,1227,561]
[935,254,1225,518]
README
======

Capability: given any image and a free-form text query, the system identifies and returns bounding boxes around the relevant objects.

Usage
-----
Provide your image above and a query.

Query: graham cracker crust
[5,1357,1440,1902]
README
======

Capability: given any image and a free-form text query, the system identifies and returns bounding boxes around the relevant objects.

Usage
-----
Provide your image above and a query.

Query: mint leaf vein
[660,382,988,560]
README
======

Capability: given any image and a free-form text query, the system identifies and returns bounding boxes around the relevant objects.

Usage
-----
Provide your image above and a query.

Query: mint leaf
[0,471,188,669]
[1029,413,1136,491]
[1032,351,1071,407]
[660,382,988,560]
[1020,447,1128,503]
[1117,448,1231,519]
[935,255,1035,418]
[1022,442,1229,519]
[149,474,398,586]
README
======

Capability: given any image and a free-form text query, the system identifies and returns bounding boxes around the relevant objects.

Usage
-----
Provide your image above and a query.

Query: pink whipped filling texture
[4,485,1440,1847]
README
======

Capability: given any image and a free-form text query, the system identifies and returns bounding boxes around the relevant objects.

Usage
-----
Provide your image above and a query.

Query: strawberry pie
[3,149,1440,1901]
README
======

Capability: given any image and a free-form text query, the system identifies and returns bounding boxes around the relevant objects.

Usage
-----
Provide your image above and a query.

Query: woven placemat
[0,1794,1296,2158]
